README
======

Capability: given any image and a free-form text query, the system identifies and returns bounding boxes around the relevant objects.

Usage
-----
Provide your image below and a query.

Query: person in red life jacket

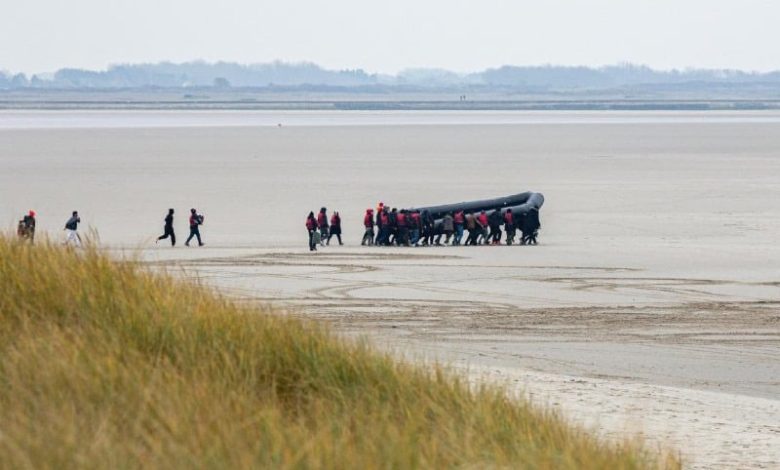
[476,210,489,244]
[317,207,329,246]
[378,208,391,245]
[362,208,375,245]
[306,211,319,251]
[452,210,465,245]
[409,210,422,246]
[18,210,36,243]
[328,211,343,245]
[503,209,516,245]
[396,210,410,246]
[185,208,205,247]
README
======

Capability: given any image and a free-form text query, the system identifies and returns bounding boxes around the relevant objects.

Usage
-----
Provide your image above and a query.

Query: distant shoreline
[3,99,780,111]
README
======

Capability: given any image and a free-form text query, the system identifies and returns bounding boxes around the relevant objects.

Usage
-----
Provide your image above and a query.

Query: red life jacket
[453,211,464,224]
[504,211,514,225]
[477,213,488,226]
[380,212,389,226]
[396,212,407,227]
[306,217,317,230]
[317,212,327,227]
[410,212,421,226]
[330,214,340,228]
[364,212,373,227]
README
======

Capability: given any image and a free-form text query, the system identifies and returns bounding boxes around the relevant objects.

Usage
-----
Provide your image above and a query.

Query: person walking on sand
[63,210,82,247]
[476,210,489,245]
[452,209,465,246]
[362,208,375,246]
[18,210,36,243]
[156,208,176,246]
[185,208,205,247]
[465,212,478,245]
[504,209,516,245]
[488,209,503,245]
[306,211,319,251]
[317,207,329,246]
[328,211,343,245]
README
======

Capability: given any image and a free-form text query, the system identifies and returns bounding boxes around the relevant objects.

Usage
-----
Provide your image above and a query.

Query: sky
[2,0,779,75]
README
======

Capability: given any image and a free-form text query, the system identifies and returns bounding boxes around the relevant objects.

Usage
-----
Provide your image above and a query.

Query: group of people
[305,207,343,251]
[17,208,207,247]
[359,202,540,247]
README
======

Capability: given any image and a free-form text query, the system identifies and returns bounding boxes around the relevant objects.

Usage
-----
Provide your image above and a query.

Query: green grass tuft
[0,237,679,469]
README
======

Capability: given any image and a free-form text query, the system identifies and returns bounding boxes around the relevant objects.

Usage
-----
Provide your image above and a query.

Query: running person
[64,211,82,246]
[156,208,176,246]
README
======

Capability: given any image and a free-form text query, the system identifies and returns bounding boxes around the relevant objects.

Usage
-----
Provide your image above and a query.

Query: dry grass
[0,237,679,469]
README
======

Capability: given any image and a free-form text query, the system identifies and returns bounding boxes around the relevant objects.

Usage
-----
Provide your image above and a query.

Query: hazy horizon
[2,0,779,76]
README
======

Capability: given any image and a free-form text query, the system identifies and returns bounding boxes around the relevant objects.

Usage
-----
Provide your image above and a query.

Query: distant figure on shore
[306,211,319,251]
[17,210,36,243]
[361,208,375,246]
[185,208,204,247]
[328,211,343,245]
[317,207,329,246]
[521,208,541,245]
[64,211,82,247]
[156,208,176,246]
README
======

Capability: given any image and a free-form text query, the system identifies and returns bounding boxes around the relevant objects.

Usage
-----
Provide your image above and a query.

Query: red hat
[29,210,36,217]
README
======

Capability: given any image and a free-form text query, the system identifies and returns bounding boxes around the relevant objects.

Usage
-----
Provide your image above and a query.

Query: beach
[2,111,779,468]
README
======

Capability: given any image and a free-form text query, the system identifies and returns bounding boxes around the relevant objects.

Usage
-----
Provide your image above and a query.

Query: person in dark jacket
[387,208,398,245]
[488,210,502,245]
[374,202,385,245]
[362,208,375,246]
[64,210,82,246]
[521,208,541,245]
[328,211,343,245]
[317,207,329,246]
[18,210,36,243]
[185,208,204,247]
[421,210,434,246]
[156,208,176,246]
[503,209,516,245]
[306,211,318,251]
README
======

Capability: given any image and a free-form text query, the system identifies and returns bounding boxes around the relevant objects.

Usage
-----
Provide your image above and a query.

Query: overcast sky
[2,0,779,75]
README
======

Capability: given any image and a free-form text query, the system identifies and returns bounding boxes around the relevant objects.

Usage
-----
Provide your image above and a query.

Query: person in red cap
[18,210,36,243]
[362,208,375,245]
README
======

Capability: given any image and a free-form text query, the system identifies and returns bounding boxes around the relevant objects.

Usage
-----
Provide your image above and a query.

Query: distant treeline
[3,61,780,93]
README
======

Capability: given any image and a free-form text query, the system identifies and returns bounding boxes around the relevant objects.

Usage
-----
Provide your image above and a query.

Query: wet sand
[2,111,779,468]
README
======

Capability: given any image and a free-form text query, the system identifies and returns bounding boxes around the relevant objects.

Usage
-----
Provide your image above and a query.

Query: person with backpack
[185,208,205,247]
[362,208,375,246]
[18,210,36,243]
[306,211,319,251]
[156,208,176,246]
[64,210,82,247]
[317,207,329,246]
[328,211,343,245]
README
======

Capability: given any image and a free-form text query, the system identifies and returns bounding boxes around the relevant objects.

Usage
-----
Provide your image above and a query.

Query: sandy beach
[2,111,779,468]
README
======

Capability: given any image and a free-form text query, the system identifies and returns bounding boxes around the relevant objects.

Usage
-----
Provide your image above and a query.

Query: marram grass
[0,237,679,469]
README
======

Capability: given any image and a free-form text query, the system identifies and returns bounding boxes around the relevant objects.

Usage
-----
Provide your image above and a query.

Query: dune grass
[0,237,678,469]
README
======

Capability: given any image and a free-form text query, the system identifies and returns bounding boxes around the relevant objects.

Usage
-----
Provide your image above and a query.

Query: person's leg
[337,234,343,245]
[170,229,176,246]
[195,228,203,246]
[185,229,194,246]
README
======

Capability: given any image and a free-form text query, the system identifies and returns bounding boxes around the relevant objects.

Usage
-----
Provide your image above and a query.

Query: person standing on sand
[362,208,375,245]
[306,211,318,251]
[476,210,489,245]
[504,209,516,245]
[156,208,176,246]
[410,210,422,246]
[328,211,343,245]
[465,212,478,246]
[185,208,204,247]
[317,207,329,246]
[374,202,384,245]
[64,210,82,247]
[488,209,503,245]
[452,210,465,246]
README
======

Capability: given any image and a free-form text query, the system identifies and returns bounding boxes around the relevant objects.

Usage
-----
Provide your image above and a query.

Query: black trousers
[158,226,176,246]
[186,226,202,246]
[308,230,317,251]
